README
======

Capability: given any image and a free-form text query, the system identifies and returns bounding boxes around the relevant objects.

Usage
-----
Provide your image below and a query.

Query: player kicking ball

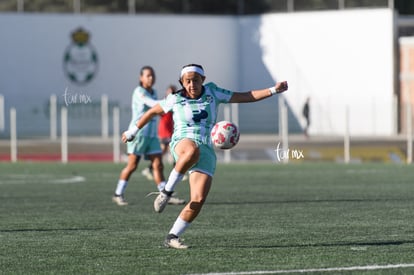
[122,64,288,249]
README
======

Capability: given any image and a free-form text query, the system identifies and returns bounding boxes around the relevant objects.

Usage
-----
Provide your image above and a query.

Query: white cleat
[168,196,186,205]
[112,195,128,206]
[154,191,171,213]
[164,235,189,249]
[146,191,186,207]
[141,167,154,181]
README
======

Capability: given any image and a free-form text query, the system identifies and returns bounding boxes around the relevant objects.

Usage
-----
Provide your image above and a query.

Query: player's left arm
[229,81,288,103]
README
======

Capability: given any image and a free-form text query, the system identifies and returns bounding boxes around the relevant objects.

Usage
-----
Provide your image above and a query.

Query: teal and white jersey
[129,85,159,138]
[159,82,233,146]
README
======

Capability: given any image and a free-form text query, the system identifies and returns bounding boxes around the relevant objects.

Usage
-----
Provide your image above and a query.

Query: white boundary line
[0,175,85,185]
[186,263,414,275]
[52,176,85,184]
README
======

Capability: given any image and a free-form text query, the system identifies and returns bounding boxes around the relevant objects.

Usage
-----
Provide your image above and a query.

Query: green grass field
[1,162,414,275]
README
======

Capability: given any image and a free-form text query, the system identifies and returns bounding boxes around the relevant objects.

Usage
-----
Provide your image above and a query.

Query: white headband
[180,66,205,78]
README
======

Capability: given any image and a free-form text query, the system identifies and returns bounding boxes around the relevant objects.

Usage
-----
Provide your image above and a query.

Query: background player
[141,85,176,180]
[112,66,184,206]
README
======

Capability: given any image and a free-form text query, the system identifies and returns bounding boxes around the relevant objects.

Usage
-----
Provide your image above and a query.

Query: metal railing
[1,0,393,15]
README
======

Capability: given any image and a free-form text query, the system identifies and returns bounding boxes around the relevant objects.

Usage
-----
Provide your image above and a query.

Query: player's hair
[176,64,204,94]
[139,65,155,86]
[167,84,177,93]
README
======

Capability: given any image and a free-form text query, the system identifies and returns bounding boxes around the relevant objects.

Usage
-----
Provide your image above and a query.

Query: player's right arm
[137,104,164,129]
[140,94,160,107]
[122,104,165,143]
[133,87,160,108]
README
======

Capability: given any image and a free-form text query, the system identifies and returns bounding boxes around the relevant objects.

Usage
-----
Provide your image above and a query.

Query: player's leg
[149,152,186,205]
[113,136,147,206]
[112,153,140,206]
[162,144,216,249]
[144,137,165,190]
[141,154,154,181]
[144,137,171,180]
[148,153,165,190]
[160,140,168,157]
[165,138,199,191]
[165,171,212,249]
[179,171,212,222]
[173,138,200,173]
[154,139,199,212]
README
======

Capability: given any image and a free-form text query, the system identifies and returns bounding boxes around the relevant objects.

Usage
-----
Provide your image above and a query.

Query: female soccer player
[157,85,176,162]
[122,64,288,248]
[112,66,184,206]
[141,85,177,180]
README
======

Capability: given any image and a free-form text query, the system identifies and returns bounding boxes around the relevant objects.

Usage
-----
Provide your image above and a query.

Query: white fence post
[50,94,57,140]
[128,0,136,14]
[113,107,120,163]
[17,0,24,12]
[344,106,350,164]
[10,108,17,163]
[278,96,285,141]
[281,96,289,164]
[223,105,231,163]
[61,107,68,163]
[0,95,4,132]
[393,94,398,135]
[231,103,239,129]
[287,0,294,12]
[407,100,412,164]
[101,94,109,138]
[73,0,80,13]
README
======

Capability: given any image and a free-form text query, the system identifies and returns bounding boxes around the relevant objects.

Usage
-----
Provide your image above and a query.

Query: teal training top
[159,82,233,146]
[129,85,159,138]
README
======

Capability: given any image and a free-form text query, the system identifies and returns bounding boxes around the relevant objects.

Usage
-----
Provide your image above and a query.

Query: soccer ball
[211,121,240,150]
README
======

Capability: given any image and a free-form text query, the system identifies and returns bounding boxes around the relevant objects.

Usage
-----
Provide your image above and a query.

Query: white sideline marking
[51,176,85,184]
[0,174,85,184]
[186,263,414,275]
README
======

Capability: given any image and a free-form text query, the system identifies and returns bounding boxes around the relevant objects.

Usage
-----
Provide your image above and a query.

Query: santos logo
[63,27,99,85]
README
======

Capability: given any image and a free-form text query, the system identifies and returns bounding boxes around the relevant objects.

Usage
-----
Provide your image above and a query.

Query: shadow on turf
[0,228,103,233]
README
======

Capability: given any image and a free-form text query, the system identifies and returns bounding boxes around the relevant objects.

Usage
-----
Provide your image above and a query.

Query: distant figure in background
[142,85,176,180]
[112,66,184,207]
[158,85,176,163]
[302,97,310,137]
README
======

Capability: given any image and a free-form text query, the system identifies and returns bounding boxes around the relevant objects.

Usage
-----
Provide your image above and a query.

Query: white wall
[0,9,395,136]
[259,9,395,135]
[0,13,239,136]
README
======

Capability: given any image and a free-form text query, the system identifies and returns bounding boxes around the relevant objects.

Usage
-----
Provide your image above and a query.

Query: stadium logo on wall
[63,27,98,85]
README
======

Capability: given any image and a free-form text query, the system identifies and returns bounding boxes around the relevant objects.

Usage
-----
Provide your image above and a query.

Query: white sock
[169,217,191,237]
[115,179,128,196]
[164,169,184,192]
[157,181,166,192]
